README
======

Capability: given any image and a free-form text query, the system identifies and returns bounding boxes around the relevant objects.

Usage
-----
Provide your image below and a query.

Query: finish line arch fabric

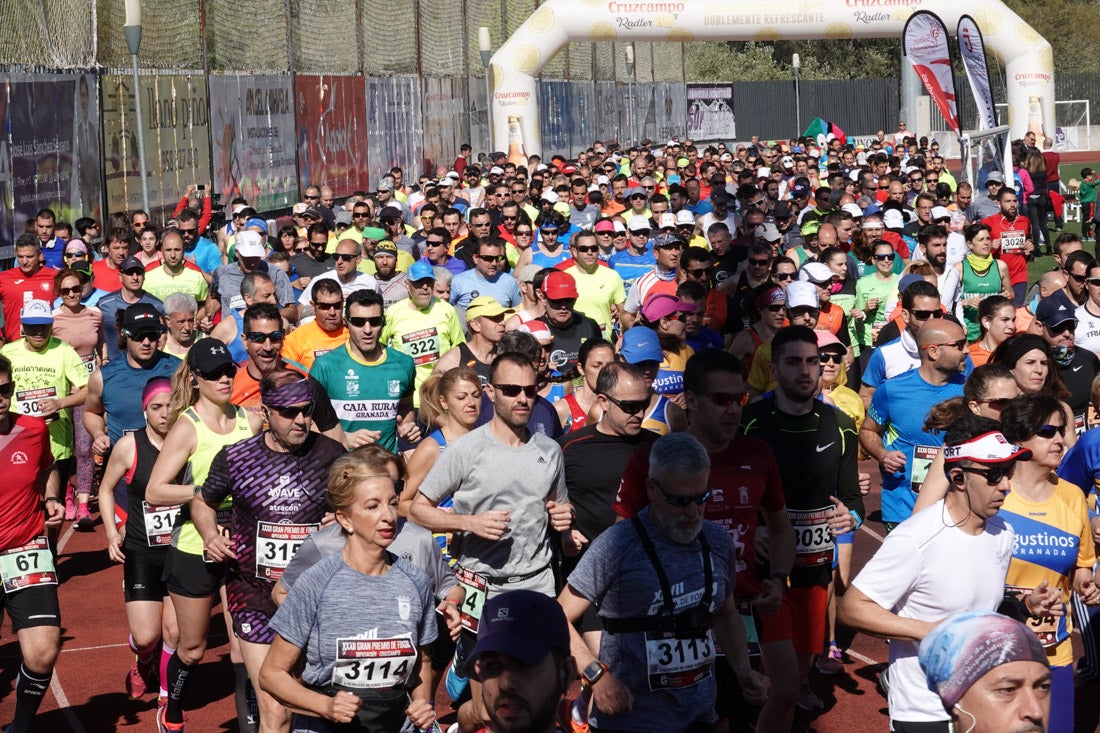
[488,0,1053,157]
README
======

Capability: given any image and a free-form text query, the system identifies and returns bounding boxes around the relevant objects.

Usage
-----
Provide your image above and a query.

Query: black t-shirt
[557,425,658,543]
[291,253,331,280]
[1059,348,1100,431]
[537,313,602,378]
[712,250,742,288]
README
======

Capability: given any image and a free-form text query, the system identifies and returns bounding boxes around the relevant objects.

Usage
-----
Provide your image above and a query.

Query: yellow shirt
[281,320,348,372]
[1002,477,1095,667]
[561,263,626,337]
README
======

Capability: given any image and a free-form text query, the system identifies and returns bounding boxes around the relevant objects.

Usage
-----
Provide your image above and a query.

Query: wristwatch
[582,660,608,686]
[772,573,790,592]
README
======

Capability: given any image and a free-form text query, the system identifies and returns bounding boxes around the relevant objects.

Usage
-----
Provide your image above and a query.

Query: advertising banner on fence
[687,84,736,142]
[422,77,469,178]
[0,80,9,255]
[209,75,298,212]
[102,73,211,221]
[957,16,998,131]
[903,11,960,136]
[6,73,103,251]
[295,75,370,195]
[365,76,423,186]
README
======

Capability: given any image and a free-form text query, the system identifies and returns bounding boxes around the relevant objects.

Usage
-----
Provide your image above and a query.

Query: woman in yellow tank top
[145,339,261,730]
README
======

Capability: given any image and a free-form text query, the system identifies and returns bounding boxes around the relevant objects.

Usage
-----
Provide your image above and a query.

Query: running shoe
[64,485,76,521]
[156,705,185,733]
[815,652,843,675]
[138,654,158,695]
[74,504,94,531]
[445,663,469,702]
[125,657,146,699]
[796,681,824,711]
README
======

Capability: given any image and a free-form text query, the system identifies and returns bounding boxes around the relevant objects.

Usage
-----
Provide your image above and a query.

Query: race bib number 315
[255,522,318,581]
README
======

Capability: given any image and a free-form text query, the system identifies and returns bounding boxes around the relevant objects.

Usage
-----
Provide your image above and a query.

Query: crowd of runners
[0,122,1090,733]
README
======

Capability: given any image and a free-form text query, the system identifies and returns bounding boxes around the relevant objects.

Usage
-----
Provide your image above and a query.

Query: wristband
[849,509,863,530]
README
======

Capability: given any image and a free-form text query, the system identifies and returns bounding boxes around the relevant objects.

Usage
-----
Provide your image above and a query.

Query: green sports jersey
[0,337,90,460]
[310,344,415,452]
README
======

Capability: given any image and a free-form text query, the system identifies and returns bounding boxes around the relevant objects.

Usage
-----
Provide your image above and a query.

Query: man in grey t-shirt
[558,432,769,733]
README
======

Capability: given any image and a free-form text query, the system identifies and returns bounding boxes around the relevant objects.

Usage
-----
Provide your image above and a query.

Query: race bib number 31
[332,636,416,689]
[143,501,181,547]
[644,631,715,691]
[255,522,318,581]
[789,506,834,567]
[0,536,57,594]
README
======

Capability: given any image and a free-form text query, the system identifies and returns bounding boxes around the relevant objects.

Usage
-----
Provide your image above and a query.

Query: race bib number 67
[0,536,57,594]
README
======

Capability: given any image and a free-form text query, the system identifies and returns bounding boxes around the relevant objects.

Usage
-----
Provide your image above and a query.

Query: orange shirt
[969,341,993,367]
[280,320,347,372]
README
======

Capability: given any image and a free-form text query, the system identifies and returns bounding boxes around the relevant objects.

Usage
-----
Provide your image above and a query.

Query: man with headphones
[918,611,1050,733]
[840,415,1062,733]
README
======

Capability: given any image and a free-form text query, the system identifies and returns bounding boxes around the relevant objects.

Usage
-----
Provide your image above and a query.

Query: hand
[92,433,111,456]
[44,498,64,527]
[858,471,871,496]
[752,578,783,615]
[348,428,382,448]
[865,297,879,312]
[203,530,236,562]
[1027,580,1064,617]
[1076,571,1100,606]
[185,184,196,196]
[467,510,510,540]
[198,314,214,332]
[592,672,634,717]
[668,392,687,409]
[850,308,865,321]
[826,495,854,535]
[320,511,337,528]
[1023,240,1034,255]
[881,450,907,474]
[397,414,421,444]
[735,667,770,706]
[438,600,463,640]
[546,501,573,532]
[405,697,435,730]
[324,690,361,723]
[562,529,589,557]
[106,531,126,563]
[37,398,60,417]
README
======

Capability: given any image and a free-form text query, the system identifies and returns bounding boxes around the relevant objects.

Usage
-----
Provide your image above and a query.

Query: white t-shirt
[851,500,1014,724]
[296,270,379,306]
[1075,302,1100,357]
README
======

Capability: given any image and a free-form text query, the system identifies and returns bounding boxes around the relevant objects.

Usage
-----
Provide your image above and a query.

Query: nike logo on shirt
[816,442,835,453]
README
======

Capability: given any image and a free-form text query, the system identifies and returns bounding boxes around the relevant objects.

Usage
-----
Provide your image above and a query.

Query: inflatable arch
[488,0,1053,157]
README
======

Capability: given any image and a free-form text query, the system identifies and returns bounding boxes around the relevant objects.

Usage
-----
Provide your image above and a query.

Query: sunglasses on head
[244,330,285,344]
[652,477,711,508]
[269,402,316,419]
[704,391,750,408]
[347,315,385,328]
[958,463,1015,485]
[493,383,538,398]
[1035,423,1066,439]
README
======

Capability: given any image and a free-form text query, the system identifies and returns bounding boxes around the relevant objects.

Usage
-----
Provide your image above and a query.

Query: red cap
[541,270,579,300]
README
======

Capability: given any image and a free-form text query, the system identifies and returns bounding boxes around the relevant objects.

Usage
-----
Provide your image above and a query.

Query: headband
[261,378,312,408]
[942,431,1030,464]
[142,377,172,411]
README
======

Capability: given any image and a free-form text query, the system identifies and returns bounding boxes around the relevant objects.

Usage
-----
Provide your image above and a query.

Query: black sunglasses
[652,477,711,508]
[244,330,285,344]
[493,383,538,398]
[873,253,896,262]
[976,397,1013,411]
[334,253,359,262]
[704,391,749,408]
[774,272,795,282]
[958,463,1015,485]
[0,382,13,398]
[127,329,164,342]
[1035,423,1066,439]
[347,315,385,328]
[910,309,943,321]
[269,402,316,419]
[819,352,844,364]
[197,364,238,381]
[602,393,648,415]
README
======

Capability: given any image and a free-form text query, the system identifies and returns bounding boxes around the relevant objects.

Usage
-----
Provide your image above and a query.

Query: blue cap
[407,259,436,282]
[620,326,663,364]
[470,590,570,666]
[792,183,811,197]
[1035,290,1076,329]
[245,217,269,235]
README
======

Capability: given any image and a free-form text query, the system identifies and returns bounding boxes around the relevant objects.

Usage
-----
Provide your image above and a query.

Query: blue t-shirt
[186,236,223,274]
[686,327,724,353]
[41,237,66,269]
[1058,430,1100,504]
[868,368,966,524]
[609,246,655,291]
[450,269,522,312]
[97,290,165,363]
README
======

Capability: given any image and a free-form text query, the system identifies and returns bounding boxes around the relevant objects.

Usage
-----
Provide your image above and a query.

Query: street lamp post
[123,0,150,216]
[792,53,802,140]
[625,45,635,146]
[479,27,493,154]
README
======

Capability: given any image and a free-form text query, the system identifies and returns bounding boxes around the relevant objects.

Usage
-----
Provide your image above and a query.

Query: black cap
[187,337,235,375]
[120,256,145,273]
[379,206,403,221]
[121,303,162,332]
[772,202,793,218]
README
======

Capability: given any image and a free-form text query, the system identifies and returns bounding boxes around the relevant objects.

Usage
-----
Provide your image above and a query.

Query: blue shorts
[831,531,854,569]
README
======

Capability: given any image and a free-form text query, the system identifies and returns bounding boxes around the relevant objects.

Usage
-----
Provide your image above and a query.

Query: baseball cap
[292,202,308,215]
[816,330,847,353]
[517,264,542,284]
[470,589,571,667]
[653,233,685,249]
[785,280,819,309]
[372,240,398,259]
[710,189,733,205]
[245,217,269,234]
[594,220,615,234]
[627,188,648,200]
[931,205,951,222]
[841,203,864,219]
[641,293,697,323]
[187,338,235,376]
[754,223,781,243]
[235,230,267,259]
[540,190,559,204]
[1035,290,1077,329]
[986,171,1005,184]
[799,261,834,285]
[518,321,553,345]
[333,209,352,227]
[70,260,93,279]
[376,179,395,192]
[942,431,1031,465]
[882,209,906,230]
[658,213,677,230]
[379,206,403,221]
[232,203,248,216]
[489,166,504,175]
[121,303,163,332]
[675,210,695,227]
[436,177,455,188]
[676,157,690,168]
[406,260,436,282]
[120,256,145,273]
[466,296,508,320]
[361,226,387,242]
[613,221,627,234]
[628,216,651,233]
[20,300,53,326]
[619,326,663,364]
[541,271,579,300]
[301,206,323,220]
[791,183,811,198]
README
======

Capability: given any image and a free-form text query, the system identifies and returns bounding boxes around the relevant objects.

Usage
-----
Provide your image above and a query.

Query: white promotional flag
[957,15,999,131]
[903,11,960,136]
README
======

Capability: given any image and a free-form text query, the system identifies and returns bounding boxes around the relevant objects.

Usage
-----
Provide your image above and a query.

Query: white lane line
[860,524,885,544]
[51,523,87,733]
[844,648,882,666]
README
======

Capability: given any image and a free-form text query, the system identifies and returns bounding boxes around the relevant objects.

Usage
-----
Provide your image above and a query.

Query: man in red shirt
[92,227,131,293]
[983,187,1034,305]
[0,354,62,733]
[0,234,57,343]
[613,349,800,731]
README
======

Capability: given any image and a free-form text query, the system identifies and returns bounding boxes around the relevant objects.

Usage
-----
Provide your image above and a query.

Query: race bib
[0,536,57,594]
[1076,412,1088,437]
[331,636,417,689]
[81,353,96,375]
[1000,231,1026,254]
[16,386,58,423]
[644,630,715,691]
[1007,585,1067,648]
[203,505,234,564]
[455,565,487,633]
[255,521,319,581]
[143,501,181,547]
[910,445,940,494]
[401,328,441,366]
[789,506,834,567]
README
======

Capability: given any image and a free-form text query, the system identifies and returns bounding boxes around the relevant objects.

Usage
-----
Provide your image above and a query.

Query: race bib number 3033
[789,506,835,567]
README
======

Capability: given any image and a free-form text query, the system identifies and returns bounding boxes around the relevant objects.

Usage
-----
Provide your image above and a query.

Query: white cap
[785,280,819,309]
[675,209,695,226]
[658,213,677,229]
[588,184,600,193]
[883,209,905,229]
[756,166,770,179]
[628,215,651,232]
[489,166,504,175]
[232,204,247,215]
[597,175,610,185]
[799,261,834,284]
[235,230,267,259]
[541,190,559,204]
[436,177,455,187]
[613,220,627,233]
[536,163,549,171]
[931,205,951,221]
[754,223,781,242]
[446,170,460,180]
[841,203,864,219]
[848,169,861,181]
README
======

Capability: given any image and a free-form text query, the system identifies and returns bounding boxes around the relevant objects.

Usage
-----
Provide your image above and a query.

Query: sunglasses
[921,339,967,351]
[764,303,785,313]
[540,229,560,236]
[1045,321,1076,334]
[631,229,651,237]
[789,306,819,318]
[515,230,533,237]
[685,267,711,278]
[476,254,506,263]
[958,463,1015,485]
[64,252,87,259]
[774,272,795,282]
[197,364,237,381]
[492,383,538,398]
[652,477,711,508]
[269,402,316,419]
[425,240,447,247]
[502,215,518,221]
[748,258,770,267]
[602,393,649,415]
[244,330,285,343]
[347,315,385,328]
[334,253,359,262]
[873,253,896,262]
[704,391,750,408]
[314,301,343,311]
[1035,423,1066,439]
[127,329,164,342]
[976,397,1013,411]
[352,212,370,219]
[910,309,944,321]
[0,382,11,398]
[819,352,844,364]
[1068,272,1089,284]
[58,285,83,296]
[1086,278,1100,287]
[574,245,599,254]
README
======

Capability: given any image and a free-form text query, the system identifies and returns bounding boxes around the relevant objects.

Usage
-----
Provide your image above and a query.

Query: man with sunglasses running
[310,289,416,452]
[1035,290,1100,435]
[560,231,626,338]
[450,239,521,326]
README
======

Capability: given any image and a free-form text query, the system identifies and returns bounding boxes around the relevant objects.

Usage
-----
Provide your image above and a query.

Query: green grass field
[1025,160,1099,285]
